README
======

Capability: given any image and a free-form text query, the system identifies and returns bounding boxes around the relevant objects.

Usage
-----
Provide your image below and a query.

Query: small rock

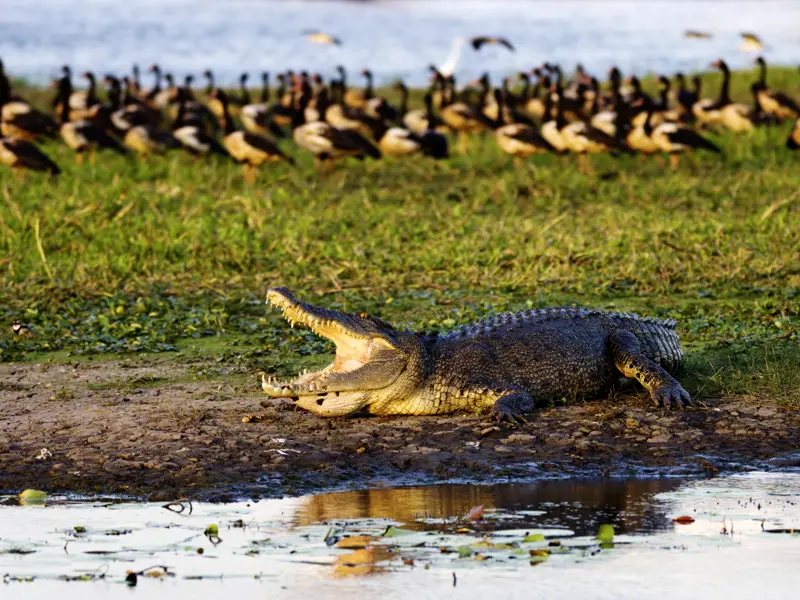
[493,445,514,454]
[647,434,672,444]
[503,433,535,443]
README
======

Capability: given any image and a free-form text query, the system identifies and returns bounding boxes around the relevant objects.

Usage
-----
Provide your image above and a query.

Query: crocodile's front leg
[456,383,535,424]
[610,330,692,408]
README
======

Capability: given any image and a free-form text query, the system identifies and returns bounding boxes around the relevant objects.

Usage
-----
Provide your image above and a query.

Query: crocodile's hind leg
[610,330,692,408]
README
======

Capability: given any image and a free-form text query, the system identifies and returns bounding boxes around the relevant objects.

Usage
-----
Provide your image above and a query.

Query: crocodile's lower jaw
[261,373,370,415]
[261,369,335,397]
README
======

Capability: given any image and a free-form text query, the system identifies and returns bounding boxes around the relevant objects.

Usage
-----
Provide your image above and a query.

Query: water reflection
[295,479,684,536]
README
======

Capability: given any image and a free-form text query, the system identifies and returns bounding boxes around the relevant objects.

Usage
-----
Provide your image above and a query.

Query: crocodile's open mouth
[262,288,370,396]
[260,288,406,415]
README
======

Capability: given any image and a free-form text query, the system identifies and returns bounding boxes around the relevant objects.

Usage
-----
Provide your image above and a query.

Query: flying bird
[437,36,516,78]
[470,36,515,51]
[739,32,764,52]
[303,31,342,46]
[683,30,712,40]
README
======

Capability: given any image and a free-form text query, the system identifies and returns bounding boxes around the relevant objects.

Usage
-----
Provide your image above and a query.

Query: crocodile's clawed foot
[651,384,692,408]
[491,393,534,425]
[492,407,528,425]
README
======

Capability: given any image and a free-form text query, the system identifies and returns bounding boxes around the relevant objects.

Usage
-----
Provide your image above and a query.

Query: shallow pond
[2,0,799,87]
[2,472,799,598]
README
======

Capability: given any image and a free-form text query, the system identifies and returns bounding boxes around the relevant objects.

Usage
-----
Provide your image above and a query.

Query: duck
[709,60,755,132]
[397,81,447,136]
[239,73,287,138]
[178,75,218,132]
[475,74,535,126]
[691,75,722,126]
[561,107,633,173]
[171,90,229,157]
[336,66,371,110]
[787,117,800,149]
[240,100,287,139]
[212,88,294,182]
[674,73,697,121]
[632,76,680,128]
[53,67,100,121]
[0,89,58,141]
[143,64,164,106]
[258,72,271,103]
[0,136,60,177]
[626,76,654,124]
[373,91,448,159]
[323,80,376,139]
[439,75,493,152]
[123,113,181,157]
[0,59,12,104]
[636,97,721,168]
[540,83,568,153]
[753,57,800,121]
[589,74,623,137]
[130,64,143,98]
[519,69,548,121]
[292,86,381,170]
[542,65,583,122]
[267,74,296,128]
[57,76,128,163]
[303,31,342,46]
[108,79,161,133]
[493,89,555,163]
[153,72,179,112]
[624,105,659,157]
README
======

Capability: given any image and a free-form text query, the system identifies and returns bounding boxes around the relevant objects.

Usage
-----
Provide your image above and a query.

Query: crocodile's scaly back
[440,308,682,373]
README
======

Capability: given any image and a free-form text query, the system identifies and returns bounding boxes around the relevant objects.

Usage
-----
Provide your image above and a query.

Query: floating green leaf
[381,525,413,538]
[522,533,545,543]
[18,489,47,505]
[596,524,615,543]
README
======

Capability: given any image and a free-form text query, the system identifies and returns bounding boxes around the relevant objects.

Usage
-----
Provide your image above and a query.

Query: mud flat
[1,357,799,500]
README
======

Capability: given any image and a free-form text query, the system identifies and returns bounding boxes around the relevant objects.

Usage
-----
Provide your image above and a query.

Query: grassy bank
[1,68,798,407]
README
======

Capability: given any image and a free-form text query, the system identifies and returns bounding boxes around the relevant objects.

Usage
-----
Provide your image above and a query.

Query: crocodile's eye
[359,312,369,318]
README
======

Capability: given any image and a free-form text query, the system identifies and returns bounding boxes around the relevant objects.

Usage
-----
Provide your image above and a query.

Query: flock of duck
[0,56,798,180]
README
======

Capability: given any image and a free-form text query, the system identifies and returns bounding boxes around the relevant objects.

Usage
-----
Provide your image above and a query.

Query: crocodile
[261,288,691,422]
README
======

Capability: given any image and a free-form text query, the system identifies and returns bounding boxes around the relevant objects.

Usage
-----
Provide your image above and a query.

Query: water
[2,472,799,598]
[1,1,799,88]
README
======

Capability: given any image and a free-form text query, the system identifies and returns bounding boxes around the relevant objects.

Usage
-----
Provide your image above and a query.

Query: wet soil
[1,357,799,501]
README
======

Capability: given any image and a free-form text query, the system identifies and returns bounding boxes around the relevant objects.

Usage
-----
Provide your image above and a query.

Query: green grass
[1,68,799,407]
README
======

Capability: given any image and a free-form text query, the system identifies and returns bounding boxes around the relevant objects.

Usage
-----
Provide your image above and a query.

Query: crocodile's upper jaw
[261,287,408,415]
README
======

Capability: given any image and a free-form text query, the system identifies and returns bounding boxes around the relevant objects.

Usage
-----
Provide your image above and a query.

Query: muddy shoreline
[1,358,799,501]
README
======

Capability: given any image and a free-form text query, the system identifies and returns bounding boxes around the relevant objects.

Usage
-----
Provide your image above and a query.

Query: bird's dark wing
[470,37,515,51]
[332,129,382,158]
[770,91,800,115]
[667,127,721,153]
[507,126,554,151]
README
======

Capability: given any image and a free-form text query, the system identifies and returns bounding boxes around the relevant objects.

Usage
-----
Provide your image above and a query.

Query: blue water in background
[2,0,798,87]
